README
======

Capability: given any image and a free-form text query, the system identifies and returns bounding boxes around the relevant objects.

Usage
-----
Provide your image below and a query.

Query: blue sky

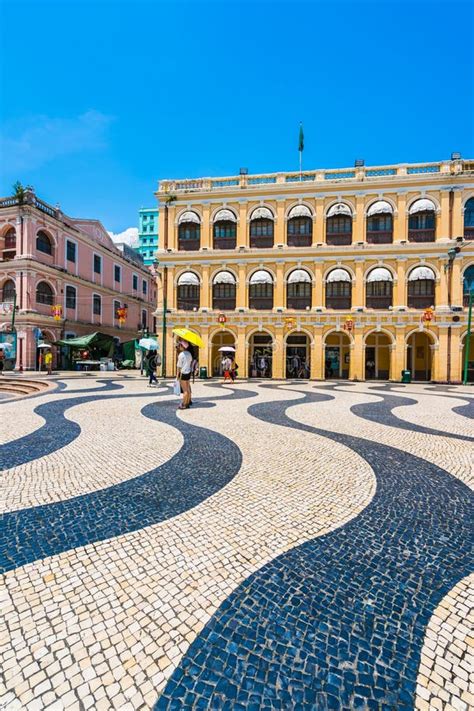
[1,0,472,236]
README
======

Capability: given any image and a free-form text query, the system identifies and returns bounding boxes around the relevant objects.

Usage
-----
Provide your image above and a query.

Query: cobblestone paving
[0,376,472,710]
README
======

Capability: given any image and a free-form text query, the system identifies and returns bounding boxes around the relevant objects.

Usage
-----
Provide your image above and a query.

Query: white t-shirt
[177,350,193,374]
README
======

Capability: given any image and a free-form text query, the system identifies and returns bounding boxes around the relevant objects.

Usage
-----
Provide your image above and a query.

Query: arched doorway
[286,332,310,379]
[211,330,236,377]
[406,331,433,381]
[461,332,474,382]
[324,332,351,379]
[365,333,391,380]
[248,332,273,378]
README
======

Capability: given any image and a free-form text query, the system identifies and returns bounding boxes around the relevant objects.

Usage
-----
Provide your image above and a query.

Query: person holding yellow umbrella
[172,328,204,410]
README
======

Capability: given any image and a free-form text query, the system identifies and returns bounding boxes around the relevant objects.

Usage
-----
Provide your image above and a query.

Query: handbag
[173,380,181,396]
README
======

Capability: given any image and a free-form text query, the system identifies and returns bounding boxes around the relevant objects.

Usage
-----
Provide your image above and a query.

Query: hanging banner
[51,304,63,321]
[115,306,128,325]
[0,302,14,317]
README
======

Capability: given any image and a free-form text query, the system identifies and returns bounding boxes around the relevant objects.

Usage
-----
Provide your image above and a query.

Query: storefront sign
[0,302,14,316]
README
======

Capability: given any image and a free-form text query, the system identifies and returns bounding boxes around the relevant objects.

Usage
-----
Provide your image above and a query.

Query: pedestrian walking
[44,349,53,375]
[145,350,158,386]
[222,355,233,382]
[176,339,193,410]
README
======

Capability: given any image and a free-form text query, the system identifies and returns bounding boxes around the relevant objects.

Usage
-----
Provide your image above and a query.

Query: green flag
[298,123,304,152]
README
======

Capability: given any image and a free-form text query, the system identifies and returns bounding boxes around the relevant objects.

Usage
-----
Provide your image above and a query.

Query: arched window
[36,281,54,305]
[287,205,312,247]
[408,199,436,242]
[463,265,474,306]
[407,266,436,308]
[177,271,200,311]
[287,269,312,310]
[464,198,474,240]
[249,270,274,310]
[366,201,393,244]
[178,211,201,251]
[326,204,353,245]
[93,294,102,316]
[325,268,352,309]
[366,267,393,309]
[2,227,16,259]
[249,207,274,248]
[36,230,53,255]
[1,279,16,302]
[213,209,237,249]
[212,271,236,310]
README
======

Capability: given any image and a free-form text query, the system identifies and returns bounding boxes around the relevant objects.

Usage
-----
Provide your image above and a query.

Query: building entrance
[462,332,474,382]
[286,333,310,378]
[365,333,391,380]
[324,333,350,379]
[406,332,432,381]
[211,331,236,376]
[249,332,273,378]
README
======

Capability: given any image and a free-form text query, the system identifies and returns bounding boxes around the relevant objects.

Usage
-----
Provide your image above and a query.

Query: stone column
[167,267,176,310]
[273,325,285,379]
[393,327,407,380]
[167,205,177,250]
[275,201,286,246]
[435,266,447,310]
[452,189,463,237]
[349,330,364,380]
[311,326,324,379]
[449,327,462,383]
[450,259,463,307]
[313,198,325,245]
[237,203,248,248]
[431,337,441,382]
[201,265,210,309]
[394,193,407,243]
[201,204,211,249]
[353,194,366,243]
[236,325,247,378]
[236,263,247,309]
[274,261,285,309]
[199,324,210,374]
[353,260,365,309]
[395,259,407,308]
[313,261,324,308]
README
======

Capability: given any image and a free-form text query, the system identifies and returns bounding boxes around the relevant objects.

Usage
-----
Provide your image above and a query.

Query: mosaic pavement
[0,375,472,711]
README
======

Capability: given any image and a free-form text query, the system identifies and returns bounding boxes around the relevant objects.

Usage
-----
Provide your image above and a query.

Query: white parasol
[37,343,52,349]
[218,346,236,352]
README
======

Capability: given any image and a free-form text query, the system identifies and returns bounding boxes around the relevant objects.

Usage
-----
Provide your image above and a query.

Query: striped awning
[213,271,236,285]
[326,268,351,282]
[249,270,273,284]
[213,209,237,223]
[288,269,311,284]
[367,200,393,216]
[367,267,393,282]
[288,205,312,219]
[177,271,199,286]
[178,210,201,224]
[409,198,436,214]
[327,203,352,218]
[408,266,436,281]
[250,207,274,220]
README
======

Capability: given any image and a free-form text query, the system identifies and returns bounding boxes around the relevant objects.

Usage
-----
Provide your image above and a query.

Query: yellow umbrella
[172,327,204,349]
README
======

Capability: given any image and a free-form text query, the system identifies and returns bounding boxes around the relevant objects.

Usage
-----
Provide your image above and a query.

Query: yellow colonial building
[155,158,474,382]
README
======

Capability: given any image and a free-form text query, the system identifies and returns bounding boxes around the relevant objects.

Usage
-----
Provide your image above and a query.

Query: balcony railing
[408,295,435,309]
[366,231,393,244]
[326,297,352,310]
[158,159,472,195]
[249,297,273,310]
[178,239,200,251]
[408,229,435,243]
[177,298,200,311]
[213,236,237,250]
[287,234,312,247]
[212,298,236,310]
[366,296,392,309]
[287,297,311,310]
[250,235,273,248]
[326,233,352,246]
[464,226,474,240]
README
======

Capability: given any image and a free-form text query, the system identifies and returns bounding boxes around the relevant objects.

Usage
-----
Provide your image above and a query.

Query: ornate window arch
[325,268,352,310]
[366,200,394,244]
[287,205,313,247]
[366,267,393,309]
[325,203,353,246]
[178,211,201,251]
[36,230,53,255]
[36,281,55,305]
[249,206,274,248]
[177,271,200,311]
[407,265,436,309]
[212,270,236,311]
[213,208,237,249]
[463,197,474,240]
[287,269,312,310]
[408,198,437,242]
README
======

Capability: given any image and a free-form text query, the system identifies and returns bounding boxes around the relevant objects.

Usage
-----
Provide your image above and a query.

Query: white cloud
[108,227,139,247]
[0,110,114,172]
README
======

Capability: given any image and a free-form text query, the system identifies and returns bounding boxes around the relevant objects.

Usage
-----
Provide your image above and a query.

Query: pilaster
[201,265,210,309]
[438,191,450,241]
[275,201,286,246]
[311,327,324,379]
[313,198,325,245]
[353,194,365,243]
[273,325,285,379]
[394,193,407,242]
[201,204,211,249]
[237,263,247,309]
[237,203,247,247]
[236,325,247,378]
[274,262,285,309]
[353,260,365,309]
[395,259,407,307]
[314,261,324,307]
[349,330,364,380]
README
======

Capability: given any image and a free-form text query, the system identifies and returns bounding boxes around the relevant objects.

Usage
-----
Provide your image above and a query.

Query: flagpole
[299,149,302,181]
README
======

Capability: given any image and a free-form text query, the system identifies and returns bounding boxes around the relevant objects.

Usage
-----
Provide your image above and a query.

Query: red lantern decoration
[115,306,128,326]
[218,314,227,324]
[51,304,63,321]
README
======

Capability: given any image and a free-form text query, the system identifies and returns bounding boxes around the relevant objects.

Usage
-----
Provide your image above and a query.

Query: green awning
[54,332,115,349]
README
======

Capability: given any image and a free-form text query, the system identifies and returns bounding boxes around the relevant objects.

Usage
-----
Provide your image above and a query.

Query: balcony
[408,229,435,243]
[326,296,352,310]
[287,297,311,310]
[408,295,434,309]
[366,296,392,309]
[249,297,273,310]
[464,226,474,240]
[366,231,393,244]
[178,239,200,251]
[177,298,200,311]
[250,235,273,249]
[213,236,237,250]
[287,234,312,247]
[212,298,236,310]
[326,233,352,246]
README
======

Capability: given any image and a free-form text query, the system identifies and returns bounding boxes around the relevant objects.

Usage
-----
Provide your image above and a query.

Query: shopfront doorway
[324,332,350,379]
[406,332,432,381]
[285,333,310,379]
[249,332,273,378]
[211,331,236,376]
[365,333,391,380]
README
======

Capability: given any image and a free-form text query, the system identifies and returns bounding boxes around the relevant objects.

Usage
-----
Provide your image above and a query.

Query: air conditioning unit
[316,242,324,247]
[277,243,285,249]
[399,240,407,245]
[237,307,246,313]
[356,241,364,246]
[276,307,283,312]
[315,307,324,313]
[355,307,364,312]
[201,247,208,251]
[201,307,208,313]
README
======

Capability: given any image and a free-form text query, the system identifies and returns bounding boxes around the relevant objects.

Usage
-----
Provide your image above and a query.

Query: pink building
[0,189,156,370]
